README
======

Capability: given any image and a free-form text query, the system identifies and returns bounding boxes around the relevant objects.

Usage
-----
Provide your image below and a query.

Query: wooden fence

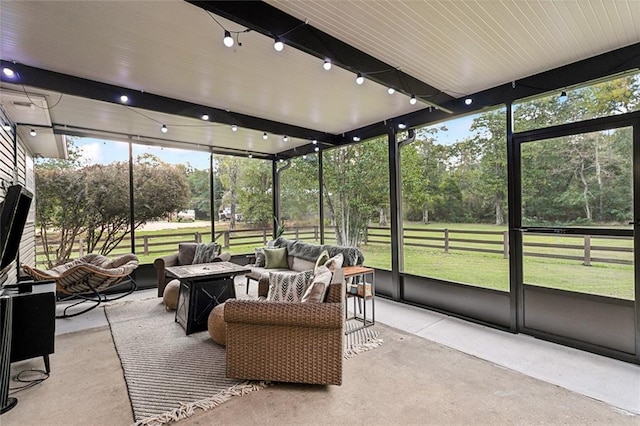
[35,225,633,267]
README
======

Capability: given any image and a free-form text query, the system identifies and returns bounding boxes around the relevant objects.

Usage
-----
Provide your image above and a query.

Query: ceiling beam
[187,0,455,109]
[0,60,339,145]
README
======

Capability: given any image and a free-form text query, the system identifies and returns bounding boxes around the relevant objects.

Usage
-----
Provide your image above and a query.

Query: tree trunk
[495,194,504,225]
[378,207,387,226]
[579,160,592,220]
[422,206,429,224]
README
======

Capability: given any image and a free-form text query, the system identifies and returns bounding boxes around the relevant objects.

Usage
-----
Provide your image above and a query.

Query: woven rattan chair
[22,253,139,318]
[224,269,345,385]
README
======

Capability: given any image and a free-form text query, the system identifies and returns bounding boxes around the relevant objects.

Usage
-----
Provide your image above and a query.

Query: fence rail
[35,225,633,267]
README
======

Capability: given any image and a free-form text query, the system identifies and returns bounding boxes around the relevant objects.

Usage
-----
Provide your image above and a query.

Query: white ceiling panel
[0,0,423,138]
[0,0,638,159]
[268,0,640,96]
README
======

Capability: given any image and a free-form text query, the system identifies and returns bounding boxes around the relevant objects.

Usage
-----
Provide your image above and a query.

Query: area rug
[105,297,382,426]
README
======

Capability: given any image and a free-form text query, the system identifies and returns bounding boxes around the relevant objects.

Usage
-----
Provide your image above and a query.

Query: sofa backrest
[273,237,364,267]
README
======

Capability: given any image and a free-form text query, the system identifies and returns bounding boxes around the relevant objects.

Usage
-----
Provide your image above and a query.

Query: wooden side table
[342,266,375,334]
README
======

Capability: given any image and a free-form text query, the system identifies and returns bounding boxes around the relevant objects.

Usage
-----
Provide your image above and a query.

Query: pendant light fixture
[355,73,364,85]
[223,30,234,47]
[274,37,284,52]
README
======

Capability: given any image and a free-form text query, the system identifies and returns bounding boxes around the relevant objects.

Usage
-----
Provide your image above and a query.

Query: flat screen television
[0,184,33,280]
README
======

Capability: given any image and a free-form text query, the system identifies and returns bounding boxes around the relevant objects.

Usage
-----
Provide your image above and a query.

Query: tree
[216,156,241,229]
[186,167,212,220]
[35,142,190,265]
[238,159,272,227]
[279,156,320,226]
[322,138,389,246]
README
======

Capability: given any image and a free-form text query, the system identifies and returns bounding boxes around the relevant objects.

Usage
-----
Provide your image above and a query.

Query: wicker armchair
[22,253,139,318]
[224,268,345,385]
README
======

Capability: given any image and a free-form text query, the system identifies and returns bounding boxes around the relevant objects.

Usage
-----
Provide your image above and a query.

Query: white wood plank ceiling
[268,0,640,96]
[1,0,639,159]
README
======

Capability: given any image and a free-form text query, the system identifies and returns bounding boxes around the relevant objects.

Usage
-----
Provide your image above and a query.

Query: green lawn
[36,222,635,300]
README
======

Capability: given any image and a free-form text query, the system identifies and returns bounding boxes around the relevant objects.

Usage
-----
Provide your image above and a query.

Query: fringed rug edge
[132,381,269,426]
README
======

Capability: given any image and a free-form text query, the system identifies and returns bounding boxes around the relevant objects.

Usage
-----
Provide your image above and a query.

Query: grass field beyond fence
[35,222,634,300]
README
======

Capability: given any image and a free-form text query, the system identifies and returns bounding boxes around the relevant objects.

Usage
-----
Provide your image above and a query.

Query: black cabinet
[1,282,55,372]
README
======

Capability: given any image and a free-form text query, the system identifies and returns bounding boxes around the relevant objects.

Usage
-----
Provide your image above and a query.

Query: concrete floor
[50,276,640,416]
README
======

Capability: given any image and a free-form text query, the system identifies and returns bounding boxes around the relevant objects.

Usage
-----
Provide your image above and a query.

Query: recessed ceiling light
[323,60,332,71]
[201,114,209,120]
[312,139,318,145]
[387,87,395,95]
[314,146,319,152]
[120,95,128,103]
[161,124,168,133]
[398,123,407,129]
[2,67,15,78]
[464,98,472,105]
[352,136,360,142]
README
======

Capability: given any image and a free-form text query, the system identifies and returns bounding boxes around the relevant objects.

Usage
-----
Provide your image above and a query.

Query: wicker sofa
[224,268,345,385]
[248,237,364,294]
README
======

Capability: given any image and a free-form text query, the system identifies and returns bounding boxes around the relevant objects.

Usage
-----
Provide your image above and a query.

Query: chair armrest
[154,253,179,269]
[225,300,343,329]
[154,253,179,297]
[258,275,270,298]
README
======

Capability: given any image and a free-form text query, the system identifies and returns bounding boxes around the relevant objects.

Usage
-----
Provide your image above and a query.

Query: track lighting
[409,95,417,105]
[263,132,268,140]
[355,73,364,85]
[223,30,234,47]
[464,98,472,105]
[274,37,284,52]
[248,153,253,159]
[161,124,168,133]
[323,60,332,71]
[231,124,238,132]
[2,123,11,131]
[398,123,407,130]
[352,136,361,142]
[30,128,37,137]
[283,135,289,142]
[201,114,209,121]
[2,67,15,78]
[120,95,129,104]
[387,87,395,95]
[560,91,568,101]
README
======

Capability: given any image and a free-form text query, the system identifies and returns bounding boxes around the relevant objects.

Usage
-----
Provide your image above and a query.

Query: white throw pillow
[267,270,314,302]
[301,266,333,303]
[324,253,344,272]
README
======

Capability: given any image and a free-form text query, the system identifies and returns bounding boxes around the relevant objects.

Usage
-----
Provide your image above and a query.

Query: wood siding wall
[0,108,36,284]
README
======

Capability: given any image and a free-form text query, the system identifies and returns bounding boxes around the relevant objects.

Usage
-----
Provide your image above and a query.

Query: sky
[73,113,480,167]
